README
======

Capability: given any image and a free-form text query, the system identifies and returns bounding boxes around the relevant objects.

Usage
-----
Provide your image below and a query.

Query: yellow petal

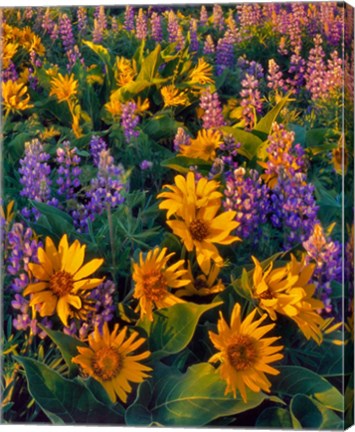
[73,258,103,281]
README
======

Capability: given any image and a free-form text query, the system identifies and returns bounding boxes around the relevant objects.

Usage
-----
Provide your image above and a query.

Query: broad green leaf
[39,325,86,376]
[151,362,266,426]
[161,155,212,174]
[143,114,181,141]
[114,79,152,102]
[271,366,344,412]
[139,302,222,358]
[30,201,75,236]
[15,356,124,424]
[221,126,262,159]
[290,394,343,429]
[253,95,291,137]
[256,407,293,428]
[306,128,339,154]
[136,44,162,82]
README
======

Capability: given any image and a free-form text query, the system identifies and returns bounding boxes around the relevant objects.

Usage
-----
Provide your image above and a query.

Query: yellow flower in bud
[161,85,189,107]
[209,303,283,402]
[114,56,137,87]
[2,80,33,115]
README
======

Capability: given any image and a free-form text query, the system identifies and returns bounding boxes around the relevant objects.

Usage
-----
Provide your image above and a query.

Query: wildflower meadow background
[1,3,354,428]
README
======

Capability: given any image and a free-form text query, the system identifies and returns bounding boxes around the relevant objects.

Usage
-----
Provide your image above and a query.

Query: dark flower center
[92,347,122,381]
[227,335,259,371]
[190,219,209,242]
[50,270,74,297]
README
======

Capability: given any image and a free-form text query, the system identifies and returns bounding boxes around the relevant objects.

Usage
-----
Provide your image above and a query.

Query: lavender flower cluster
[199,88,225,129]
[224,167,270,239]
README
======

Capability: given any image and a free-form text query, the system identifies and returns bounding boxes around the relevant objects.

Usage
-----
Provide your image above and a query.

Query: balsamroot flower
[179,129,223,161]
[24,235,104,326]
[49,73,78,103]
[252,255,325,344]
[188,58,214,86]
[158,172,239,274]
[73,323,151,403]
[209,303,283,402]
[132,247,189,321]
[2,80,33,115]
[161,85,189,108]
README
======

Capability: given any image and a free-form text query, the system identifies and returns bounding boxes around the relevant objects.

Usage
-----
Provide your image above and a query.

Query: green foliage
[139,302,222,358]
[15,356,124,424]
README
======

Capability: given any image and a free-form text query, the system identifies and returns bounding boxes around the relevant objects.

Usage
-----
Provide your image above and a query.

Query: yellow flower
[114,56,137,87]
[179,129,223,161]
[2,42,18,70]
[161,85,189,108]
[105,92,122,120]
[24,235,104,326]
[209,303,283,402]
[158,172,239,274]
[132,247,189,321]
[49,73,78,103]
[2,80,33,115]
[73,323,151,403]
[0,200,15,225]
[135,97,150,115]
[176,261,225,297]
[39,126,60,141]
[188,58,214,86]
[158,171,222,219]
[252,255,325,344]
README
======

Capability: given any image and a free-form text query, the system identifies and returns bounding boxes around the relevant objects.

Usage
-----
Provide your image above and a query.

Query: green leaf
[161,155,212,174]
[253,95,291,137]
[290,394,343,429]
[38,325,86,377]
[143,114,181,141]
[139,302,222,358]
[151,363,266,426]
[15,356,124,424]
[136,44,162,82]
[271,366,344,412]
[256,407,293,428]
[221,126,262,159]
[30,201,74,237]
[306,128,338,154]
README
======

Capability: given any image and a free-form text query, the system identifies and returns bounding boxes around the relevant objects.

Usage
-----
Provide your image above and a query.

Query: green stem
[106,203,116,269]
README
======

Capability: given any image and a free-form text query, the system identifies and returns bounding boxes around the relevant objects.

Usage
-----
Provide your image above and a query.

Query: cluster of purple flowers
[150,12,163,43]
[270,172,319,248]
[213,4,225,32]
[267,59,286,93]
[89,135,107,166]
[59,13,75,52]
[167,10,179,43]
[203,35,215,55]
[121,101,140,143]
[217,134,241,173]
[216,31,235,76]
[93,6,107,43]
[200,5,208,26]
[124,6,135,32]
[2,62,18,82]
[6,222,51,338]
[135,8,148,40]
[199,88,225,129]
[224,167,270,239]
[19,139,57,219]
[77,7,87,33]
[56,141,81,199]
[65,280,115,339]
[189,19,199,52]
[303,224,342,313]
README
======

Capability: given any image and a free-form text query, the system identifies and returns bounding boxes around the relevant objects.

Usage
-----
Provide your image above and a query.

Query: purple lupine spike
[267,59,286,93]
[176,26,185,51]
[217,134,241,173]
[89,135,108,166]
[240,73,263,130]
[286,50,306,92]
[223,167,270,239]
[200,5,208,26]
[173,127,191,152]
[19,139,57,218]
[77,7,87,33]
[50,23,59,41]
[167,10,179,43]
[136,8,148,40]
[66,45,84,72]
[41,8,55,34]
[305,34,328,101]
[270,172,319,249]
[124,5,135,31]
[150,12,163,43]
[200,88,225,129]
[203,35,215,55]
[121,101,140,143]
[56,141,81,199]
[303,224,342,313]
[237,4,262,28]
[189,19,199,52]
[59,13,75,52]
[216,31,235,75]
[140,160,153,170]
[213,4,225,32]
